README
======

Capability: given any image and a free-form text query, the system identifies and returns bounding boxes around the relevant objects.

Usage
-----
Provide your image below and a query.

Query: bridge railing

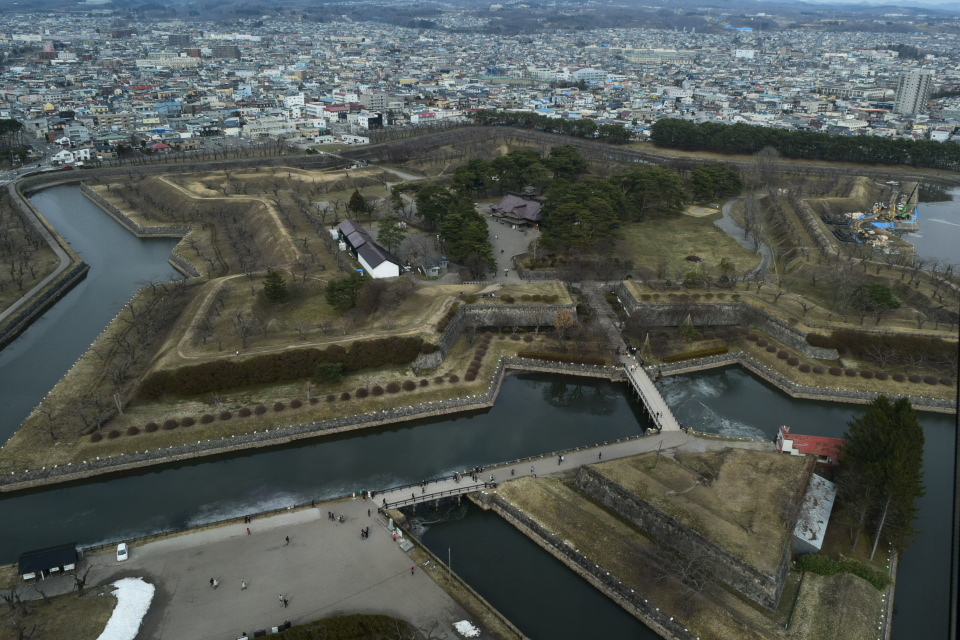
[623,364,683,430]
[381,482,492,510]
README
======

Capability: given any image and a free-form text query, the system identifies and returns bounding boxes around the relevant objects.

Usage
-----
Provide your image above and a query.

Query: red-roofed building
[777,426,843,467]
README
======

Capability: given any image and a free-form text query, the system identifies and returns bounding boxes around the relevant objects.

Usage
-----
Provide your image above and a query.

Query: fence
[382,483,492,510]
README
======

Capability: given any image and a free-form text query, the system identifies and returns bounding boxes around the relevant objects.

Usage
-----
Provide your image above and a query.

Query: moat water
[0,184,953,639]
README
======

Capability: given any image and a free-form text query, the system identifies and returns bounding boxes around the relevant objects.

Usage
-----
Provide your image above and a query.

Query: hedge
[220,411,232,420]
[663,346,729,363]
[516,351,609,366]
[239,407,252,417]
[200,414,215,424]
[281,614,416,640]
[807,330,957,370]
[796,554,891,591]
[435,302,461,333]
[127,426,140,435]
[145,422,159,432]
[139,336,438,399]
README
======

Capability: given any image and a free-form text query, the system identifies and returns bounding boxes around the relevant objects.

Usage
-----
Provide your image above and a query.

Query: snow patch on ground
[96,577,155,640]
[454,620,481,637]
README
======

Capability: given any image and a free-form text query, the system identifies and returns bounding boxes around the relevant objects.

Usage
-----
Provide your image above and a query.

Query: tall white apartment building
[894,69,933,115]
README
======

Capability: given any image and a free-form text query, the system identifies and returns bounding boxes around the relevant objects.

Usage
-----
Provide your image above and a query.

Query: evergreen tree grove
[836,396,925,560]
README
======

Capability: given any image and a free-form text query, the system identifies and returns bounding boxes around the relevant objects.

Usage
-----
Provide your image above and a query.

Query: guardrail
[382,482,493,510]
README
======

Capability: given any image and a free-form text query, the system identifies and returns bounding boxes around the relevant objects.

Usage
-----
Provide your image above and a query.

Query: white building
[336,220,402,279]
[894,69,934,115]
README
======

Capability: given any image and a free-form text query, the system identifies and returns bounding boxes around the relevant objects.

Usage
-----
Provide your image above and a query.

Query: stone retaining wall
[616,284,839,360]
[0,358,620,492]
[656,351,956,414]
[575,465,796,611]
[78,183,204,279]
[433,303,578,360]
[79,183,192,237]
[0,262,89,350]
[473,491,695,640]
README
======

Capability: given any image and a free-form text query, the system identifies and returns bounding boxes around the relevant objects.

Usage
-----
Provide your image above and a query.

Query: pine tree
[836,396,925,560]
[262,270,289,303]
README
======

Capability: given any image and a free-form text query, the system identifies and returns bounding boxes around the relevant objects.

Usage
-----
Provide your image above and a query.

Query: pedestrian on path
[246,528,251,535]
[411,566,416,575]
[598,451,602,460]
[285,536,290,545]
[283,597,288,608]
[530,465,535,474]
[241,581,247,590]
[279,595,284,607]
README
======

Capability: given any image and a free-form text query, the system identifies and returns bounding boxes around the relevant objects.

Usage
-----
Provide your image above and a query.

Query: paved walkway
[13,504,473,640]
[715,196,771,278]
[579,282,681,432]
[378,432,693,509]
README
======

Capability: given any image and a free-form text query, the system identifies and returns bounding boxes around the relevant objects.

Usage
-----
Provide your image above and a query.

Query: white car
[116,543,128,562]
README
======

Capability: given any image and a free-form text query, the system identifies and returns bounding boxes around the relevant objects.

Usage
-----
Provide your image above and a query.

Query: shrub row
[435,302,461,334]
[806,330,956,369]
[139,336,438,399]
[662,346,729,363]
[756,341,955,386]
[515,351,607,366]
[795,554,891,591]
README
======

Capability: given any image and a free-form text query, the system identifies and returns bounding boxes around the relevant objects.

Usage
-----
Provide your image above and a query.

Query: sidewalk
[17,502,472,640]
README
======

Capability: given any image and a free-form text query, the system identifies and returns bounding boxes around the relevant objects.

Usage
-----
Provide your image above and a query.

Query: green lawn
[619,211,761,280]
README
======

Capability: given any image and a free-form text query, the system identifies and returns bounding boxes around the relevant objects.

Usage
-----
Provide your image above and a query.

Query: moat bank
[0,184,953,640]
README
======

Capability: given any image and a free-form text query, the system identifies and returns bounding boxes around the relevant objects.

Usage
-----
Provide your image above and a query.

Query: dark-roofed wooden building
[18,543,80,581]
[489,190,546,228]
[336,220,403,279]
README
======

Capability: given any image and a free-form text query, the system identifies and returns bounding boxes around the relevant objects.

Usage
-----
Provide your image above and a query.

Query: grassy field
[0,244,59,316]
[595,450,811,573]
[740,329,956,401]
[496,473,883,640]
[0,329,557,471]
[619,212,762,281]
[0,589,116,640]
[496,476,803,640]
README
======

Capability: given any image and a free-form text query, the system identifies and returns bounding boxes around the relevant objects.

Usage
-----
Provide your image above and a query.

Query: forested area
[471,110,635,144]
[435,144,739,254]
[650,119,960,171]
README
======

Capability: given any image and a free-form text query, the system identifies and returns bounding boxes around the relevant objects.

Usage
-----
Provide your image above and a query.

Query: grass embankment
[0,245,59,317]
[0,589,116,640]
[618,280,958,399]
[278,614,419,640]
[597,450,810,573]
[2,321,611,472]
[495,473,882,640]
[623,142,960,183]
[618,212,763,279]
[740,330,956,402]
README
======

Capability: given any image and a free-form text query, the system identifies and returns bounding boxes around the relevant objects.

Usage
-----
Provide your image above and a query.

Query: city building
[895,69,934,115]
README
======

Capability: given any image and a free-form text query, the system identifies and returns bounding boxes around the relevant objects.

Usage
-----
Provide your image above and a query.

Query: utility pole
[653,440,663,469]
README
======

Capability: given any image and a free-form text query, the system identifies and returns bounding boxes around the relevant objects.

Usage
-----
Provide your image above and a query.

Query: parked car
[116,543,128,562]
